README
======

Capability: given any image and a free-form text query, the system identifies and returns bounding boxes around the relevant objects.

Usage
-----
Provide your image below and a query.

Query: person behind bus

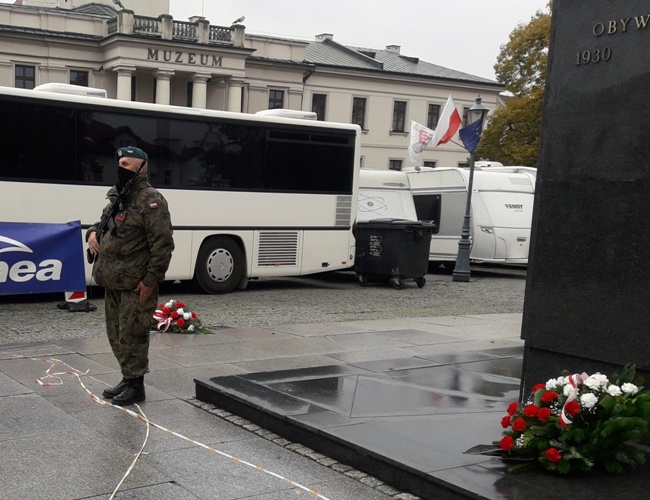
[86,147,174,406]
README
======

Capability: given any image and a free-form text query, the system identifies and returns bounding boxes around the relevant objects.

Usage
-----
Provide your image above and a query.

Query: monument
[521,0,650,389]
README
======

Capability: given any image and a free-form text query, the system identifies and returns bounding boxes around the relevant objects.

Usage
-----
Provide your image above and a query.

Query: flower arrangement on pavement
[496,364,650,474]
[153,299,211,334]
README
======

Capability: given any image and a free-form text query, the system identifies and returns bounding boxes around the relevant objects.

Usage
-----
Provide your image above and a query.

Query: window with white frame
[15,65,36,89]
[268,89,284,109]
[392,101,407,132]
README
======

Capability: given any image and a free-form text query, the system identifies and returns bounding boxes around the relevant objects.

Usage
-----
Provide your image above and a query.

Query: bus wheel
[194,237,244,294]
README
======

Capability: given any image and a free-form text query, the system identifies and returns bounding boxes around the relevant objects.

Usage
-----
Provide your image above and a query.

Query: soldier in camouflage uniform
[87,146,174,406]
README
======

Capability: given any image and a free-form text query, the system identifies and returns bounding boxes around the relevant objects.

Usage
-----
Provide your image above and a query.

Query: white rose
[606,385,622,397]
[564,385,578,399]
[621,383,639,395]
[177,308,184,315]
[546,378,558,390]
[188,325,195,332]
[183,312,191,320]
[165,301,172,308]
[584,373,609,390]
[580,393,599,409]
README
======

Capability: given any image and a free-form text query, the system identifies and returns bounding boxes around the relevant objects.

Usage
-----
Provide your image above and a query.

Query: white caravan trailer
[404,166,536,268]
[357,169,418,222]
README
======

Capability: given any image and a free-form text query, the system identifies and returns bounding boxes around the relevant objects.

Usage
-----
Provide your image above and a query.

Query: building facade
[0,0,505,168]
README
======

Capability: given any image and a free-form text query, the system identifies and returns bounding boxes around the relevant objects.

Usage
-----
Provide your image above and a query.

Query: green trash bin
[354,218,434,289]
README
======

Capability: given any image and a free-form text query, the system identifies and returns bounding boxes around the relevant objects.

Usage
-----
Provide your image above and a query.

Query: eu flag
[459,119,485,154]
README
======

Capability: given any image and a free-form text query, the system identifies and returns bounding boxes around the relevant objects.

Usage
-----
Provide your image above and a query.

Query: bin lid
[355,218,436,230]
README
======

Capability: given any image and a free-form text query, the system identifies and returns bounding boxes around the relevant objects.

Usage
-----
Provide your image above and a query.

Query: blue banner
[459,118,485,154]
[0,221,86,295]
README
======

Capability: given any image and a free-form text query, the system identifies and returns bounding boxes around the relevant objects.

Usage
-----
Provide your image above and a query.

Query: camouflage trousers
[104,286,158,378]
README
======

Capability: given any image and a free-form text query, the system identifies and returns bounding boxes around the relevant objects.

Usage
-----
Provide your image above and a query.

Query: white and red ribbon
[559,372,589,429]
[153,309,172,332]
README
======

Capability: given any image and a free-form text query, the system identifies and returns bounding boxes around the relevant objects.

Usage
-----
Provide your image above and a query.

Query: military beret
[115,146,148,161]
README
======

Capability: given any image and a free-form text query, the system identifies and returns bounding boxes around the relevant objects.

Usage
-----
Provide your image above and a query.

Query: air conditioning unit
[255,109,317,120]
[33,83,107,98]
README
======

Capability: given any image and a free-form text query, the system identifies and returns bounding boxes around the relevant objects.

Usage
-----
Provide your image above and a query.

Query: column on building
[155,69,175,105]
[227,80,244,113]
[0,60,12,87]
[288,88,304,110]
[192,72,211,109]
[115,65,135,101]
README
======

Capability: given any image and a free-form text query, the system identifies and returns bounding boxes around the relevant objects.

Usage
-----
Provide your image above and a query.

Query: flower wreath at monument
[153,300,212,334]
[494,364,650,474]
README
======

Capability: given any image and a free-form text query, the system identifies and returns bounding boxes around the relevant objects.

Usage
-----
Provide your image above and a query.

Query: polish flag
[431,95,462,147]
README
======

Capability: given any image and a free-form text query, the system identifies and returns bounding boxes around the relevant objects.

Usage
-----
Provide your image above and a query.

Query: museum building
[0,0,505,168]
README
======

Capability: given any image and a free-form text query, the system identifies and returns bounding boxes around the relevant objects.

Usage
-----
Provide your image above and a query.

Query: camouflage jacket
[88,175,174,290]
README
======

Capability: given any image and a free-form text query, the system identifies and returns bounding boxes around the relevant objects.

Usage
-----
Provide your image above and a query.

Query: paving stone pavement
[0,267,526,345]
[0,268,526,499]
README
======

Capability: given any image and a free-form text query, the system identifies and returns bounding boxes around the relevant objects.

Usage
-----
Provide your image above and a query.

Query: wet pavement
[195,316,650,499]
[2,270,649,499]
[196,347,524,498]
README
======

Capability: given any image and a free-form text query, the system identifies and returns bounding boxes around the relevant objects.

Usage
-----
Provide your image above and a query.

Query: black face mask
[117,166,137,190]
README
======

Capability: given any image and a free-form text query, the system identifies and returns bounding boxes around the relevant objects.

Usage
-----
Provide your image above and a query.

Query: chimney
[386,45,401,54]
[315,33,334,42]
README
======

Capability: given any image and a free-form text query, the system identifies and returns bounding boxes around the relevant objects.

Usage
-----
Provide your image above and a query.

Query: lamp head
[466,96,489,126]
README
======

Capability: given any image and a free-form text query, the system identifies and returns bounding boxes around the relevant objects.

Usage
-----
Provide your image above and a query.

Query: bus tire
[194,237,244,294]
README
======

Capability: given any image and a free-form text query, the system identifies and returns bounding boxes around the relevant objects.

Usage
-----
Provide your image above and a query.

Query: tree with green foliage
[476,3,552,167]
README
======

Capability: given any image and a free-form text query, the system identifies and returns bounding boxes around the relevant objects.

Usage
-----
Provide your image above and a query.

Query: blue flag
[459,119,485,154]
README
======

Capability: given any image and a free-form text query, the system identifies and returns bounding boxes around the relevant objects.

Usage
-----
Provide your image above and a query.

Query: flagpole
[452,96,489,282]
[452,151,477,282]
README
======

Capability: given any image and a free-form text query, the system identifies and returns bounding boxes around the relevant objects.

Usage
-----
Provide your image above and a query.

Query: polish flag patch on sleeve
[149,202,159,209]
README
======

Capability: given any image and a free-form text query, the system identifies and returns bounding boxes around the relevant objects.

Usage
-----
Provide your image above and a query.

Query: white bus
[0,86,360,293]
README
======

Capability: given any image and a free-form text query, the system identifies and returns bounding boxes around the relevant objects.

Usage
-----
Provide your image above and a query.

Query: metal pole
[452,152,476,282]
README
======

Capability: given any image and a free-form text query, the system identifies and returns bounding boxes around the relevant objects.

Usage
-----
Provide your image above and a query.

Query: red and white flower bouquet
[496,364,650,474]
[153,299,211,334]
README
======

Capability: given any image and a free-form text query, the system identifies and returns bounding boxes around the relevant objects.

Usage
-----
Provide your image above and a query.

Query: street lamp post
[452,96,489,282]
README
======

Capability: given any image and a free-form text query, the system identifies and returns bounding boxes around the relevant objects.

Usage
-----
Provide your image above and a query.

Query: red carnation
[163,306,171,314]
[537,407,551,422]
[500,435,514,451]
[191,311,197,319]
[507,402,519,416]
[523,405,539,417]
[177,318,185,327]
[501,416,511,428]
[171,311,179,319]
[512,418,527,432]
[565,401,581,416]
[531,383,546,393]
[541,391,559,403]
[177,302,186,308]
[545,447,562,463]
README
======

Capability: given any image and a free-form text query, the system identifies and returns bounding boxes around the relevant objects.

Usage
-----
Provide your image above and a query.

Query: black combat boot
[112,376,146,406]
[102,378,128,399]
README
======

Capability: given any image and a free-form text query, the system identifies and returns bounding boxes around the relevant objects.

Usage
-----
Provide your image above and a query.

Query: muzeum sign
[147,48,223,67]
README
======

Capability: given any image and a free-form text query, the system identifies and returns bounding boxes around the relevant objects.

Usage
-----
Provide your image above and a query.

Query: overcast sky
[170,0,550,81]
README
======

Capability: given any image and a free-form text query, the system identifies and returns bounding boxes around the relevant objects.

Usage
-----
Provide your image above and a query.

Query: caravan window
[413,194,441,233]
